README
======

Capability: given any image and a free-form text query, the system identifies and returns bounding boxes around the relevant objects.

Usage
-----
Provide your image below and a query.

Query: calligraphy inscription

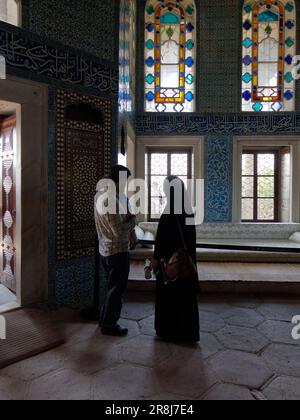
[0,26,118,96]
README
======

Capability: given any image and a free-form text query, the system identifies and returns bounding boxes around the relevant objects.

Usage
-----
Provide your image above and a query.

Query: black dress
[154,214,200,343]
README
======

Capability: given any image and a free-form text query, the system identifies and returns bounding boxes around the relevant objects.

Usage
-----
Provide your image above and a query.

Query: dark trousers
[100,252,130,328]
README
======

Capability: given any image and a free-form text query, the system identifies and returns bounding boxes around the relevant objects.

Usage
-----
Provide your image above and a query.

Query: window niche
[233,137,300,224]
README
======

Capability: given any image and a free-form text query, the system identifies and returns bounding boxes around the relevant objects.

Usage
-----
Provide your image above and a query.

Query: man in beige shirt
[95,165,137,336]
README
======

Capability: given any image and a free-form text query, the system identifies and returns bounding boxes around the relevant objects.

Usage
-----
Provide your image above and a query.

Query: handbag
[161,217,198,284]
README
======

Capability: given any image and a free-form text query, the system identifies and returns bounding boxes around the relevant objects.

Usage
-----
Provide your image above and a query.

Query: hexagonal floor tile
[257,303,300,322]
[92,364,159,400]
[202,383,255,401]
[216,325,269,353]
[169,338,222,361]
[199,333,224,359]
[116,335,173,367]
[60,338,120,375]
[154,351,218,398]
[221,308,264,328]
[199,301,232,314]
[262,344,300,376]
[258,320,300,346]
[209,350,272,389]
[0,348,65,381]
[59,321,100,347]
[263,376,300,400]
[27,369,92,400]
[122,302,154,321]
[199,311,225,333]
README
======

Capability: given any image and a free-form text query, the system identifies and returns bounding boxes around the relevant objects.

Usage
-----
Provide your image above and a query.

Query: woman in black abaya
[151,176,200,343]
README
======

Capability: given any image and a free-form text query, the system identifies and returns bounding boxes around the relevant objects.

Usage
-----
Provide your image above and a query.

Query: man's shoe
[102,324,128,337]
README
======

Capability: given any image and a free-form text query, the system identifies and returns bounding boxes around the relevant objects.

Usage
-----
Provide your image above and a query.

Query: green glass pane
[285,37,295,48]
[242,73,252,83]
[146,5,155,15]
[146,74,155,85]
[186,5,194,15]
[285,2,294,13]
[285,72,293,83]
[160,12,180,24]
[186,40,194,50]
[243,38,252,48]
[253,102,263,112]
[145,39,154,50]
[244,4,252,14]
[166,27,174,38]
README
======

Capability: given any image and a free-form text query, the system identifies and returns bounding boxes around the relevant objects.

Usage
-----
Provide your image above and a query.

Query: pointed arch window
[145,0,196,113]
[242,0,296,112]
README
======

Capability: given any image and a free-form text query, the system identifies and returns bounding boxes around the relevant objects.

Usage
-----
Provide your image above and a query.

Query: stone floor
[0,293,300,400]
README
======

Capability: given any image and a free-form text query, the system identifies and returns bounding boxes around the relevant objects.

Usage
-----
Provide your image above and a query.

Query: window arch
[0,0,21,26]
[242,0,296,112]
[145,0,196,113]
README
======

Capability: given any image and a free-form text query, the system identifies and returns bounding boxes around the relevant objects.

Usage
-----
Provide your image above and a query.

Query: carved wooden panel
[56,90,112,260]
[0,116,17,292]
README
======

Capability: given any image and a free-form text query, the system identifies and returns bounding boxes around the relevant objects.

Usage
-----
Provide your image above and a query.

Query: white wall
[0,0,20,26]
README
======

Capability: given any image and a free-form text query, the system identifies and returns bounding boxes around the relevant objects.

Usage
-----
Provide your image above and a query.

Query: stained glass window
[145,0,196,113]
[242,0,296,112]
[119,0,136,113]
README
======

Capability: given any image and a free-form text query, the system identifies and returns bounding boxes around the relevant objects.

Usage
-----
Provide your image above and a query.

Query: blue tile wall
[205,137,233,222]
[0,22,118,99]
[2,0,300,305]
[135,113,300,136]
[48,87,115,308]
[0,8,120,307]
[136,0,300,223]
[22,0,119,63]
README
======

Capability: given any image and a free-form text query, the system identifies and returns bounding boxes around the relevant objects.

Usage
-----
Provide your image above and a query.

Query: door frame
[0,76,48,312]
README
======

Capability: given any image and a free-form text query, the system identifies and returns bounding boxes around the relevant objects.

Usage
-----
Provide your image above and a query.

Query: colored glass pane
[145,0,196,113]
[242,1,296,112]
[160,12,181,24]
